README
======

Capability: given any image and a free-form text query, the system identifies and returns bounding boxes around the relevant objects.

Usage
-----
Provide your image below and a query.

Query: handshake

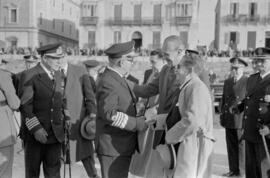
[135,115,157,132]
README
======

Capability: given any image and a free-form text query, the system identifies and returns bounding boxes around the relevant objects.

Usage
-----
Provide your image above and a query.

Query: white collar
[261,71,270,79]
[107,66,124,78]
[235,74,243,81]
[40,62,54,79]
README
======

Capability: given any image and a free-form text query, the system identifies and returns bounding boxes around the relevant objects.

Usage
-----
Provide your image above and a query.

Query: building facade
[215,0,270,51]
[79,0,217,50]
[0,0,80,49]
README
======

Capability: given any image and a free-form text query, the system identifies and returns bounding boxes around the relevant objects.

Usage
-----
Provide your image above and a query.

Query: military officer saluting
[20,43,65,178]
[220,57,248,177]
[235,47,270,178]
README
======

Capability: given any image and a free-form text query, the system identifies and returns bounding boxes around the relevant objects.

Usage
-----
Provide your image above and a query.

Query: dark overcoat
[20,63,65,143]
[64,64,96,162]
[95,68,138,156]
[220,76,248,128]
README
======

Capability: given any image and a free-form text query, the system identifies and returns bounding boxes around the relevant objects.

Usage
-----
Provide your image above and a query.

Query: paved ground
[12,116,230,178]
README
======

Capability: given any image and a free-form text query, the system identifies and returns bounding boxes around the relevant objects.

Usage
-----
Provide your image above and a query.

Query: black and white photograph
[1,0,270,178]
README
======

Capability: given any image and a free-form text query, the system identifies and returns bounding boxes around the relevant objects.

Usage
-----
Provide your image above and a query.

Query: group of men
[1,33,270,178]
[220,47,270,178]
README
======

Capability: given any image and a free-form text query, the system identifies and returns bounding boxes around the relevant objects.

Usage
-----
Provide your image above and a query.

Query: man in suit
[0,59,20,178]
[165,54,214,178]
[60,57,99,178]
[127,36,210,148]
[96,41,153,178]
[20,43,65,178]
[220,57,248,177]
[235,47,270,178]
[84,60,100,94]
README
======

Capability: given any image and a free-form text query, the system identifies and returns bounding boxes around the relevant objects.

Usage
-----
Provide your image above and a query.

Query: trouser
[0,145,14,178]
[82,154,98,178]
[98,154,131,178]
[225,128,245,174]
[245,140,270,178]
[24,141,62,178]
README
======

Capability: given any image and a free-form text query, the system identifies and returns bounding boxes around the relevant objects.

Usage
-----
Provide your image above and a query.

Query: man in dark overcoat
[236,47,270,178]
[220,57,248,177]
[96,41,152,178]
[60,57,99,178]
[20,43,65,178]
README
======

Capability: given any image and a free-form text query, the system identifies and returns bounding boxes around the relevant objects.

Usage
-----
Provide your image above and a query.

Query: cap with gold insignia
[37,43,64,58]
[251,47,270,59]
[230,57,248,67]
[23,54,38,63]
[83,60,100,68]
[104,41,135,59]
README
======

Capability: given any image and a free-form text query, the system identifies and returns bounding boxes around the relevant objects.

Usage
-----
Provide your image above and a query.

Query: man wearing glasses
[233,47,270,178]
[96,41,154,178]
[220,57,248,177]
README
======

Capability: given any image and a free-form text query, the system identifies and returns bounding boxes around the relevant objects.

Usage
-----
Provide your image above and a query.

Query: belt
[0,100,7,106]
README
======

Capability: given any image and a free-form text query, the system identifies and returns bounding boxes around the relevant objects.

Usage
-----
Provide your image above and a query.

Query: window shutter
[230,3,233,15]
[236,3,239,17]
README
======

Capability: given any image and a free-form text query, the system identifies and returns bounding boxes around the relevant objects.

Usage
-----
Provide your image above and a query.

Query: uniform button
[51,120,53,122]
[247,97,250,99]
[260,98,264,101]
[236,96,239,99]
[51,109,53,112]
[246,106,248,109]
[258,119,262,122]
[259,108,262,111]
[244,116,247,119]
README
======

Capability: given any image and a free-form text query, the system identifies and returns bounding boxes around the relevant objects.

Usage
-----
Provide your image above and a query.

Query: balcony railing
[173,16,192,26]
[106,18,163,26]
[80,17,98,26]
[223,14,261,25]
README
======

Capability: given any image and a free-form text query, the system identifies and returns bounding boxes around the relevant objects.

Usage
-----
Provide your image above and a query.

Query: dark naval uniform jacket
[96,68,138,156]
[220,76,248,129]
[20,63,64,143]
[239,73,270,143]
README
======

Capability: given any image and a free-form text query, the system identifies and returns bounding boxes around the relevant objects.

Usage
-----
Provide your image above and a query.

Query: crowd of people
[0,35,270,178]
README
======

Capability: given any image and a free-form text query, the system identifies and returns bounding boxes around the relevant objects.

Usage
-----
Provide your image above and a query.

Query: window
[70,25,72,35]
[180,31,188,47]
[153,4,162,21]
[230,3,239,18]
[62,22,64,32]
[134,4,142,22]
[53,0,55,7]
[88,31,96,47]
[39,13,43,25]
[114,5,122,21]
[153,31,161,49]
[70,8,72,15]
[90,5,95,16]
[62,3,64,11]
[10,9,18,23]
[249,2,257,17]
[114,31,121,43]
[176,3,192,17]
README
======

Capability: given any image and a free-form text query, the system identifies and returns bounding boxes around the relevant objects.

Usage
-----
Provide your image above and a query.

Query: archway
[132,31,142,52]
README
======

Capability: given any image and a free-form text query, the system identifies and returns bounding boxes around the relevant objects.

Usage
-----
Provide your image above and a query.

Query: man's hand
[259,125,270,136]
[136,116,148,131]
[34,128,48,144]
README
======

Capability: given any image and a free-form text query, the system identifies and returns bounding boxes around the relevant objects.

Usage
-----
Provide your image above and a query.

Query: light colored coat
[166,74,214,178]
[0,69,20,148]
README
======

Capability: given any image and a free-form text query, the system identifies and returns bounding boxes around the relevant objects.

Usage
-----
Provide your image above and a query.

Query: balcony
[223,14,261,25]
[106,18,163,26]
[172,16,192,26]
[80,17,98,26]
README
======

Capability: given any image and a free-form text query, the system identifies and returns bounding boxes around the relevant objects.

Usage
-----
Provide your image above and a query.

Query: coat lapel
[36,64,54,90]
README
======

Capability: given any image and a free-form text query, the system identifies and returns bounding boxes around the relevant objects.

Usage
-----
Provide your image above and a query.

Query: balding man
[128,35,210,148]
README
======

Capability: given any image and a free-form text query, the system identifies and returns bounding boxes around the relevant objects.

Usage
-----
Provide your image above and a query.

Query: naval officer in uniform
[234,47,270,178]
[20,43,65,178]
[220,57,248,177]
[96,41,153,178]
